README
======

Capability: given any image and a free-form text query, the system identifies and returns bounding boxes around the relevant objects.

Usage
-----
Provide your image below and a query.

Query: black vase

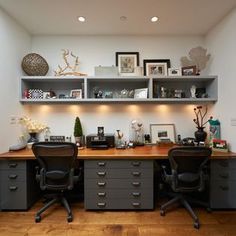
[28,132,39,143]
[194,127,207,142]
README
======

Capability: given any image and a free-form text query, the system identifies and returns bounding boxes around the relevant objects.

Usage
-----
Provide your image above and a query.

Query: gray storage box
[95,66,118,76]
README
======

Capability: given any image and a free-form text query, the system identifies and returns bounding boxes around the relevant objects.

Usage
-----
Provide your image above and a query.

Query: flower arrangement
[193,106,212,129]
[19,116,47,133]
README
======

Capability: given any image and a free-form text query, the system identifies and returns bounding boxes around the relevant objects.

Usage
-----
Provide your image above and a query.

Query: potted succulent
[74,117,84,148]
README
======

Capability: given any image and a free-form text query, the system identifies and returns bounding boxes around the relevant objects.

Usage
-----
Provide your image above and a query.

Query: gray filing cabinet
[210,159,236,209]
[84,159,154,210]
[0,159,40,210]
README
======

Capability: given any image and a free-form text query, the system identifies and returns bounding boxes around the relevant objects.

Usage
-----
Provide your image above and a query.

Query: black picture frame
[143,59,171,76]
[116,52,139,76]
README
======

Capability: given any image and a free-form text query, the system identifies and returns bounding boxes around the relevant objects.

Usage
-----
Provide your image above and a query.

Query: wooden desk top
[0,146,235,160]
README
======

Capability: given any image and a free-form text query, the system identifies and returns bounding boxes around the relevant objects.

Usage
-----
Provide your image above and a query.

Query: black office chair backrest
[168,146,212,192]
[32,142,78,190]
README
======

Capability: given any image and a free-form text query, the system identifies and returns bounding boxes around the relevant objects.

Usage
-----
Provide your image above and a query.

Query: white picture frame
[168,68,181,76]
[70,89,82,99]
[134,88,148,99]
[150,124,176,144]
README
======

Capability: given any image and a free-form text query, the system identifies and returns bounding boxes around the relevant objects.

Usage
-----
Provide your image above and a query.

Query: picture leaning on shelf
[212,139,228,152]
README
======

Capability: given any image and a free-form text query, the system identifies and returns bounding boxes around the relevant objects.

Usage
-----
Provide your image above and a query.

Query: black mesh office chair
[160,146,212,229]
[32,142,79,223]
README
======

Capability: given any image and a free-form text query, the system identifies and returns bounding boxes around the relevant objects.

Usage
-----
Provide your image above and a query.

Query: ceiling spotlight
[151,16,159,22]
[120,16,127,21]
[77,16,86,22]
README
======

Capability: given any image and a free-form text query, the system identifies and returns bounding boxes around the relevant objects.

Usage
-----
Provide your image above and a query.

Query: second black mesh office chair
[160,146,212,229]
[32,142,79,223]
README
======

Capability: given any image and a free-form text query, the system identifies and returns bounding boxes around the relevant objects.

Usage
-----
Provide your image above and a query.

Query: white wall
[205,8,236,151]
[0,7,31,152]
[29,35,209,142]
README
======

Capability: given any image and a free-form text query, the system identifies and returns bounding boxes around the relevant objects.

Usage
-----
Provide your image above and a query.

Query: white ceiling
[0,0,235,36]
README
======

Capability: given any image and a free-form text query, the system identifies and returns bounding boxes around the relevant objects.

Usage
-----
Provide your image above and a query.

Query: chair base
[160,194,210,229]
[35,195,73,223]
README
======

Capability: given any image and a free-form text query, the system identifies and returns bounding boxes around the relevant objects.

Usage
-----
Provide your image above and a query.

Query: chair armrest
[161,165,173,184]
[35,166,40,182]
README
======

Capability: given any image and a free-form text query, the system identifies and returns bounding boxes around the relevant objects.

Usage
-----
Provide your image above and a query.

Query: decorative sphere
[21,53,49,76]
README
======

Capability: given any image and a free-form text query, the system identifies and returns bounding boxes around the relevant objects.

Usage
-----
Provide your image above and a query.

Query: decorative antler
[54,49,87,76]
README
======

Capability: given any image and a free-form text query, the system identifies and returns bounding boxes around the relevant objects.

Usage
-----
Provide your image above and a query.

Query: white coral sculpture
[54,49,87,76]
[181,46,211,74]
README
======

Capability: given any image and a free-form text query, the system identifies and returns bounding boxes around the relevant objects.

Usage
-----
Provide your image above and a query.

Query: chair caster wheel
[194,221,200,229]
[67,214,73,222]
[206,207,212,213]
[35,215,41,223]
[160,210,165,216]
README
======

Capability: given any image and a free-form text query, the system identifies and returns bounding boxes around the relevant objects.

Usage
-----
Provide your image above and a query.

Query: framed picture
[181,65,197,76]
[168,68,181,76]
[28,89,43,99]
[150,124,176,144]
[116,52,139,76]
[212,139,228,152]
[70,89,82,99]
[134,88,148,99]
[143,59,171,76]
[97,126,104,136]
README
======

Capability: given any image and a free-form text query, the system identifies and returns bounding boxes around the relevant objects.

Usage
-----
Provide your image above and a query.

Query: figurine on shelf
[131,119,144,146]
[116,130,125,149]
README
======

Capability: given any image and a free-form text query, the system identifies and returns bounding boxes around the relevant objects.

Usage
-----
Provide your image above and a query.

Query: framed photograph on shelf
[168,68,181,76]
[143,59,171,76]
[181,65,197,76]
[134,88,148,99]
[212,139,228,152]
[70,89,82,99]
[150,124,176,144]
[116,52,139,76]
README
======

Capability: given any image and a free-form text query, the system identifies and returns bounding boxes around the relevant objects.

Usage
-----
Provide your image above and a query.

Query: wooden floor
[0,200,236,236]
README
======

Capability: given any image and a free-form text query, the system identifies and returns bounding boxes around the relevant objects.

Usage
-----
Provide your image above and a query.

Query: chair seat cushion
[46,170,68,180]
[178,173,199,183]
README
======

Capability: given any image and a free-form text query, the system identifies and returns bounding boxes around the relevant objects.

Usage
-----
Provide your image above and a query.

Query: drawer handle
[97,202,106,207]
[132,202,141,207]
[8,174,18,179]
[132,171,141,177]
[220,185,229,191]
[9,186,18,191]
[97,182,106,187]
[132,182,141,187]
[97,192,106,197]
[132,192,141,197]
[219,173,229,179]
[9,163,18,168]
[97,171,106,177]
[132,161,141,167]
[97,162,106,167]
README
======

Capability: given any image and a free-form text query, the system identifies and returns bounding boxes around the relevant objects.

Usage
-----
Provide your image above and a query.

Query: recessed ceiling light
[77,16,86,22]
[151,16,159,22]
[120,16,127,21]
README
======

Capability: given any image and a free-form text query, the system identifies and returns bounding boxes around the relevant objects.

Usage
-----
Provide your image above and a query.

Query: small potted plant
[74,117,84,148]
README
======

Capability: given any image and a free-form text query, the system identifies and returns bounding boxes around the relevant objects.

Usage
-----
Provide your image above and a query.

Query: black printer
[86,133,115,149]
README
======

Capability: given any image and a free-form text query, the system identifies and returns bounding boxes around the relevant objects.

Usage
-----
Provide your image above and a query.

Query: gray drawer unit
[210,159,236,209]
[85,160,153,169]
[0,160,40,210]
[84,159,154,210]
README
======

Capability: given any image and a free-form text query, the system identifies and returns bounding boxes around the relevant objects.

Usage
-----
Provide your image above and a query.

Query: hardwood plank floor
[0,201,236,236]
